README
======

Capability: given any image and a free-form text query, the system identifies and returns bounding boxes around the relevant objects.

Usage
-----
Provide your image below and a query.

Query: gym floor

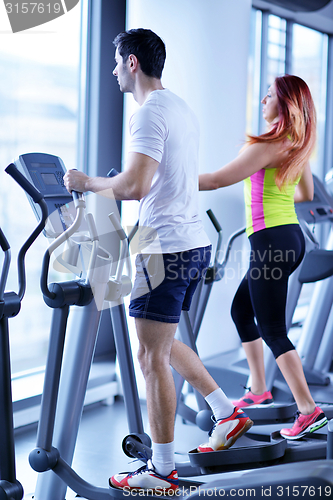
[14,394,332,499]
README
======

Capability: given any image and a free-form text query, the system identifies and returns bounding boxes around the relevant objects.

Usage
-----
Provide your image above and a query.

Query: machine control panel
[296,174,333,225]
[13,152,77,237]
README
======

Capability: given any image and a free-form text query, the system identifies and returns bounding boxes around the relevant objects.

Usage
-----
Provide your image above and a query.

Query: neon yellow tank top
[244,168,299,237]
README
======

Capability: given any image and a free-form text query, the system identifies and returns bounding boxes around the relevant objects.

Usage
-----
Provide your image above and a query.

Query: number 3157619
[5,3,62,14]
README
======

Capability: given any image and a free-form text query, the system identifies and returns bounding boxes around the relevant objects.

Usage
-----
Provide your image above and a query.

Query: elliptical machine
[9,153,333,500]
[8,153,150,500]
[0,166,48,500]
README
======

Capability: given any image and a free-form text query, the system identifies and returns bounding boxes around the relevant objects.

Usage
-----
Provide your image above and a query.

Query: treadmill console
[13,152,77,237]
[296,174,333,225]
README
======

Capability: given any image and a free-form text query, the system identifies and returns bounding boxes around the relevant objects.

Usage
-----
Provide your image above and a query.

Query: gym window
[0,6,82,377]
[247,8,329,179]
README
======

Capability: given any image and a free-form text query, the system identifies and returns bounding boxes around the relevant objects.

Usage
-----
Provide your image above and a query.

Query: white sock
[151,441,175,477]
[205,387,234,421]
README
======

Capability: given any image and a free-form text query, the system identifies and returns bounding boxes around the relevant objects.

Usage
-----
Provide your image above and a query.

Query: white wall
[123,0,252,370]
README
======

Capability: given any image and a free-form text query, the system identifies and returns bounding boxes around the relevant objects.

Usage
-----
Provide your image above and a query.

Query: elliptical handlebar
[107,168,119,178]
[71,191,80,203]
[206,208,222,234]
[205,209,246,283]
[5,163,49,300]
[5,163,44,204]
[206,209,223,270]
[219,226,246,268]
[40,197,86,300]
[0,227,10,253]
[0,228,11,302]
[71,190,86,208]
[105,168,134,284]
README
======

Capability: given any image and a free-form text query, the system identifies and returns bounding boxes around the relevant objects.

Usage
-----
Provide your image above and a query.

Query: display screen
[41,173,59,185]
[31,162,57,169]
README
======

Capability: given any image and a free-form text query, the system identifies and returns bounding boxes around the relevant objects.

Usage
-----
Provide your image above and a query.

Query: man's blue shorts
[129,246,212,324]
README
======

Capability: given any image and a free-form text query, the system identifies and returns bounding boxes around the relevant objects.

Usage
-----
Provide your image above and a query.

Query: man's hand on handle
[63,170,90,194]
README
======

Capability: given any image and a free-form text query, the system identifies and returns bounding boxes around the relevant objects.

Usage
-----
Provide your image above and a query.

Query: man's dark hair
[113,28,166,79]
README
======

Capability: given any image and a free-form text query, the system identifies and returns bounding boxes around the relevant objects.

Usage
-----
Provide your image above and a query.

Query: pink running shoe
[109,459,179,494]
[197,407,253,452]
[280,406,328,440]
[232,389,273,408]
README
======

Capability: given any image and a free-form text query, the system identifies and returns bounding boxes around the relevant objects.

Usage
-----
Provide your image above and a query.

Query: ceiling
[252,0,333,33]
[265,0,332,12]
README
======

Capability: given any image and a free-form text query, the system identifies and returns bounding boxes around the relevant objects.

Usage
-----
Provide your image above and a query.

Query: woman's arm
[294,162,314,203]
[199,142,279,191]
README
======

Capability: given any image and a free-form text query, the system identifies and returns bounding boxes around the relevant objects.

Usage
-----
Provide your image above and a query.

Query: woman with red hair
[200,74,328,439]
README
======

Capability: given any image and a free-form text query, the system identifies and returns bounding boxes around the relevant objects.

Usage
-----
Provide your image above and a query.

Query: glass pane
[246,9,262,135]
[267,59,285,83]
[267,14,286,87]
[268,27,286,46]
[268,43,282,60]
[268,14,286,31]
[0,10,81,374]
[278,61,286,75]
[247,10,328,180]
[292,24,328,177]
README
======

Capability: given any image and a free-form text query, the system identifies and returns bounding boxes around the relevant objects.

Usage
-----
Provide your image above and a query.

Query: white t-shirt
[128,88,210,254]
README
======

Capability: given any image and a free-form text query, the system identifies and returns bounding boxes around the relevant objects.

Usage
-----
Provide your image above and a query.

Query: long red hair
[246,75,316,189]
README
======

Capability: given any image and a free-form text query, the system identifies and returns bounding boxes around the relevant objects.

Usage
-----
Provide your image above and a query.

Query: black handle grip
[72,191,81,202]
[5,163,44,203]
[107,168,119,177]
[0,227,10,252]
[206,209,222,233]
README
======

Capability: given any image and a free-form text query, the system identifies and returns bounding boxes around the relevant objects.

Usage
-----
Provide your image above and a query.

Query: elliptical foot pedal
[189,434,287,474]
[245,403,297,425]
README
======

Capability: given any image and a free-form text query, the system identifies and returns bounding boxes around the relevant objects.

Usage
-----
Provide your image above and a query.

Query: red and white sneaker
[280,406,328,440]
[197,407,253,452]
[232,389,273,408]
[109,459,179,494]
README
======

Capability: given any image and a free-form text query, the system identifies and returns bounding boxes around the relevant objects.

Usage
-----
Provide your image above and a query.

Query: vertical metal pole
[78,0,126,353]
[296,275,333,369]
[285,19,293,74]
[259,11,269,134]
[296,231,333,375]
[34,301,103,500]
[314,307,333,373]
[0,317,16,483]
[193,283,214,339]
[323,37,333,179]
[36,306,69,451]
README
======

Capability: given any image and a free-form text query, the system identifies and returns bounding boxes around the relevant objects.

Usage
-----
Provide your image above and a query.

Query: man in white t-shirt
[64,28,252,493]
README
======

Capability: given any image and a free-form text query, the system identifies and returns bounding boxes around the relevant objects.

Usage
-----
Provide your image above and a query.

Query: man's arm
[63,152,159,200]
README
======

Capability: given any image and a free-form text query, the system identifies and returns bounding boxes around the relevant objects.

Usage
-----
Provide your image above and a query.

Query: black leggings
[231,224,305,359]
